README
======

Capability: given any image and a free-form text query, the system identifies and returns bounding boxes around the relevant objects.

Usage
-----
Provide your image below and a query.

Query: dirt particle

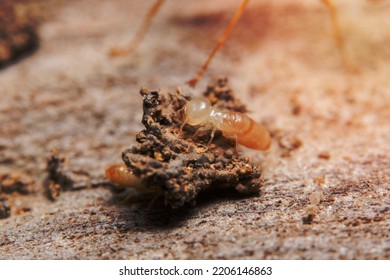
[318,152,331,160]
[0,198,11,219]
[302,213,315,225]
[15,206,32,215]
[273,130,303,157]
[308,191,323,206]
[203,77,247,112]
[44,150,75,200]
[290,95,302,116]
[313,176,325,186]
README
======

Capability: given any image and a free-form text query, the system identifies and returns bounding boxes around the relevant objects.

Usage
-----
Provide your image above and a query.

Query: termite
[184,97,271,150]
[105,163,142,189]
[105,163,161,205]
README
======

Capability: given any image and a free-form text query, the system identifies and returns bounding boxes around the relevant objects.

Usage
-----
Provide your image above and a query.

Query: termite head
[184,98,212,125]
[105,163,142,189]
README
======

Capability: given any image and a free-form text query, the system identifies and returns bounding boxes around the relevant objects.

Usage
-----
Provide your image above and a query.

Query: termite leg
[193,125,212,139]
[180,121,186,131]
[121,189,159,204]
[186,0,250,88]
[207,128,217,146]
[109,0,166,57]
[147,193,162,210]
[179,106,187,130]
[233,134,239,153]
[223,134,239,153]
[320,0,348,67]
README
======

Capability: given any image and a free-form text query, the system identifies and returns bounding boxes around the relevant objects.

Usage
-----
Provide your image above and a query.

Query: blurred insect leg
[233,134,239,153]
[180,120,187,130]
[223,134,239,153]
[109,0,166,57]
[147,193,162,210]
[187,0,250,88]
[121,189,160,206]
[320,0,348,66]
[193,124,213,139]
[179,106,188,130]
[207,128,217,146]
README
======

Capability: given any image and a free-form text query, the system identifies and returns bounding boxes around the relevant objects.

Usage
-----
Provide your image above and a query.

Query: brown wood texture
[0,0,389,259]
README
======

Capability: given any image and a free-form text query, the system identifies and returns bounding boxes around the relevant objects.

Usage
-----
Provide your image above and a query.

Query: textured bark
[0,0,389,259]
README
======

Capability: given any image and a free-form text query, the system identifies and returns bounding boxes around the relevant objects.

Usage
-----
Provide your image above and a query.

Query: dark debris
[203,77,247,113]
[0,172,35,195]
[0,198,11,219]
[44,150,100,200]
[122,78,264,208]
[0,0,40,68]
[302,213,315,225]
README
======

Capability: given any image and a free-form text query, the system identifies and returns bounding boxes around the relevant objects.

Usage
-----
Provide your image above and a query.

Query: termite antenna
[109,0,166,57]
[321,0,348,68]
[186,0,250,88]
